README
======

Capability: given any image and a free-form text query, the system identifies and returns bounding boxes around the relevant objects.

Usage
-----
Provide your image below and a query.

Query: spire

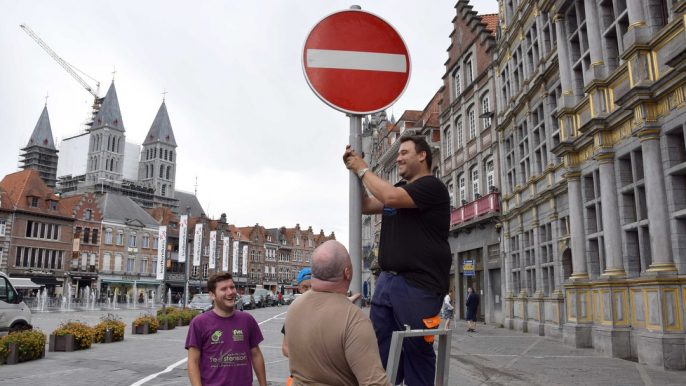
[26,105,55,150]
[143,101,177,147]
[91,82,125,132]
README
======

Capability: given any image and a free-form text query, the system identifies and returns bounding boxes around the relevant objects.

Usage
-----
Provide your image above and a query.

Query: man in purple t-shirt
[185,272,267,386]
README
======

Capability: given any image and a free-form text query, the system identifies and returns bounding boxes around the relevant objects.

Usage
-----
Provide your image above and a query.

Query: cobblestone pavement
[1,306,684,385]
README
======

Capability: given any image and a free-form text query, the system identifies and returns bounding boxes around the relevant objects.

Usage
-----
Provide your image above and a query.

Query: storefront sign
[463,260,475,276]
[157,226,167,280]
[122,275,141,281]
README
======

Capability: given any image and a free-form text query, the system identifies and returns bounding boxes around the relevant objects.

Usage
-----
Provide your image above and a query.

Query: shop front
[99,274,162,303]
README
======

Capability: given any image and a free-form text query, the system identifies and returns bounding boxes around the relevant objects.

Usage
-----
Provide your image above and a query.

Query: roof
[91,82,125,132]
[24,105,55,150]
[97,193,159,227]
[480,14,498,36]
[398,110,423,123]
[143,101,177,147]
[175,191,205,218]
[59,194,84,213]
[0,169,71,217]
[0,187,12,212]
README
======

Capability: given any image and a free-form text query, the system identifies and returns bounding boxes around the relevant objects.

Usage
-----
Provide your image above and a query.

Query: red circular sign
[302,9,411,115]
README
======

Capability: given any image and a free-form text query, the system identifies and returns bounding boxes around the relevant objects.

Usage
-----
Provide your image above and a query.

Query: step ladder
[385,325,452,386]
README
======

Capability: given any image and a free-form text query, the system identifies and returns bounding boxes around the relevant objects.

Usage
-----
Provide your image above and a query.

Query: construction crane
[20,23,103,127]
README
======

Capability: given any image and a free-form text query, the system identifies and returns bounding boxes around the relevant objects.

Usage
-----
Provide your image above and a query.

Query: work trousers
[370,271,443,386]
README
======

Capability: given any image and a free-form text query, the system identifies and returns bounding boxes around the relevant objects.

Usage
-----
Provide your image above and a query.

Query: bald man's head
[311,241,352,289]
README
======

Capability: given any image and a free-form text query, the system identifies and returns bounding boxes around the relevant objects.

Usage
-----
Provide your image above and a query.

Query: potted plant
[50,321,94,352]
[94,314,126,343]
[157,313,176,330]
[0,329,47,364]
[132,313,159,335]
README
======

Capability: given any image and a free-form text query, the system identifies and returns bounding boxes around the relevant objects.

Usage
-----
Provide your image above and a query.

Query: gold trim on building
[601,268,627,277]
[646,262,678,272]
[590,61,605,67]
[627,21,647,31]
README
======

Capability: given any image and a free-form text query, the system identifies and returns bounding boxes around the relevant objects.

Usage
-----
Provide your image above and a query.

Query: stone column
[567,172,589,279]
[583,0,605,79]
[597,154,626,277]
[532,221,544,293]
[637,130,677,272]
[626,0,646,29]
[553,14,573,96]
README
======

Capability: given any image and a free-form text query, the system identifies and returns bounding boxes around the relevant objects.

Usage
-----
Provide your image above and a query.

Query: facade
[0,170,74,295]
[138,101,178,201]
[439,2,502,324]
[20,106,59,189]
[61,192,103,294]
[495,0,686,370]
[0,188,11,274]
[97,193,161,300]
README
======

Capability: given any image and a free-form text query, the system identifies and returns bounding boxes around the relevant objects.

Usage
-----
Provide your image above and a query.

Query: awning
[10,278,41,289]
[101,280,161,286]
[30,277,63,287]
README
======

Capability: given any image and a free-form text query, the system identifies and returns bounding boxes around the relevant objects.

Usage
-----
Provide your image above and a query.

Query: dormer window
[49,200,58,211]
[30,197,39,207]
[254,236,259,243]
[267,235,272,242]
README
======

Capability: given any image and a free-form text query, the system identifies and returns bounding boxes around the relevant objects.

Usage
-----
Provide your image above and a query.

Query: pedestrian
[343,136,452,385]
[138,292,144,303]
[443,290,454,330]
[466,287,480,332]
[281,268,312,358]
[185,272,267,386]
[278,292,283,307]
[285,241,391,386]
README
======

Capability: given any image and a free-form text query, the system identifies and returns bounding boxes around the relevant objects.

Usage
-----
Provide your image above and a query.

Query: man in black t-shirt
[343,136,451,386]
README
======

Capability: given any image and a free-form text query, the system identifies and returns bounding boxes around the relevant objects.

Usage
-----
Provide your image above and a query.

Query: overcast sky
[1,1,499,249]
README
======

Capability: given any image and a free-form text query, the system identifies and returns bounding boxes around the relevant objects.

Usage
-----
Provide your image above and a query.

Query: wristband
[357,168,369,179]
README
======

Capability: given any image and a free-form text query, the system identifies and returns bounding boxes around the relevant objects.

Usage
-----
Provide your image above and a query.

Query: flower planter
[105,329,114,343]
[132,322,150,335]
[49,334,75,352]
[5,342,45,365]
[158,320,175,330]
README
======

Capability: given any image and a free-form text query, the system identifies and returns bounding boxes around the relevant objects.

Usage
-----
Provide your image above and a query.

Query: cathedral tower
[138,100,177,198]
[20,104,58,188]
[85,82,126,185]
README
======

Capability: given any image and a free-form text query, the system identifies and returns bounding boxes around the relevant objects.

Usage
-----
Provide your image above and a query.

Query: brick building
[438,2,501,323]
[61,192,103,294]
[495,0,686,369]
[0,170,74,295]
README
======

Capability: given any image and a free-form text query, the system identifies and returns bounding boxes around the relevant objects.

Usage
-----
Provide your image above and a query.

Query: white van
[0,272,33,334]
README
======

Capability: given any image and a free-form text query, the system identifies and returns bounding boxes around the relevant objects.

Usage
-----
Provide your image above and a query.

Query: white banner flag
[222,237,230,272]
[242,245,248,275]
[271,266,275,274]
[209,231,216,269]
[179,215,187,263]
[193,223,202,267]
[232,241,239,274]
[157,226,167,280]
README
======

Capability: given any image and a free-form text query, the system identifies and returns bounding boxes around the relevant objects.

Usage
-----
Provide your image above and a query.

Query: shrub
[93,314,126,343]
[134,313,159,333]
[0,329,47,363]
[52,321,94,350]
[180,308,201,325]
[157,313,176,326]
[157,307,181,316]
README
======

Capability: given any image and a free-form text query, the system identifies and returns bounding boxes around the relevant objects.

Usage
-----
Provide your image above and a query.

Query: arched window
[107,136,111,151]
[468,107,476,139]
[110,159,115,171]
[159,165,164,178]
[486,159,495,191]
[164,149,168,160]
[458,173,466,204]
[455,116,463,149]
[145,165,149,178]
[169,151,173,162]
[471,166,479,198]
[166,166,171,180]
[161,184,166,196]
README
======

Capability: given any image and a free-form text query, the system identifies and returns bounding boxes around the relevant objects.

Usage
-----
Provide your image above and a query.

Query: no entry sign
[302,9,411,115]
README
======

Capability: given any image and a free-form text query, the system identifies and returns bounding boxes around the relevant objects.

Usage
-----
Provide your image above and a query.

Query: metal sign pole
[349,114,362,306]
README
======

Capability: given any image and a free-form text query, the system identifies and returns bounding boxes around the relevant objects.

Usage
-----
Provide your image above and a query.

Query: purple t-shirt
[185,310,264,386]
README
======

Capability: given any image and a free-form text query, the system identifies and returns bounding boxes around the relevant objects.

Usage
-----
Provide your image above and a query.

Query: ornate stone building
[495,0,686,370]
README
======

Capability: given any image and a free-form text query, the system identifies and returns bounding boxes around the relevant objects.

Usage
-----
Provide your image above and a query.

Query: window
[445,127,452,155]
[85,210,92,220]
[202,263,209,278]
[296,236,300,245]
[456,117,463,149]
[472,167,480,198]
[487,160,495,191]
[482,96,491,127]
[92,229,99,244]
[193,266,199,277]
[161,185,166,197]
[127,257,135,272]
[153,237,159,249]
[448,182,454,207]
[159,165,164,178]
[83,228,91,244]
[140,259,147,273]
[143,234,150,248]
[166,166,171,180]
[251,250,256,261]
[116,231,124,246]
[105,229,113,244]
[151,259,157,274]
[308,238,312,247]
[469,108,476,139]
[129,234,137,247]
[114,254,122,271]
[467,60,473,83]
[459,174,466,204]
[102,254,111,271]
[454,67,461,96]
[49,201,57,211]
[30,197,39,207]
[0,220,5,236]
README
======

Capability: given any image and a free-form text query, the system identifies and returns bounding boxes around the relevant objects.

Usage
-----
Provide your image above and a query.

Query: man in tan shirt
[285,241,391,386]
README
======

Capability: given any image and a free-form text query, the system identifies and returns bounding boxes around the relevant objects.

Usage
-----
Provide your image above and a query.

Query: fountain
[133,283,138,309]
[126,293,131,308]
[167,288,172,307]
[111,288,118,309]
[150,290,156,308]
[90,288,97,310]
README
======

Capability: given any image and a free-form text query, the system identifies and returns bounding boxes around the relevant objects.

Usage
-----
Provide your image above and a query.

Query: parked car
[283,294,295,305]
[0,272,32,334]
[188,294,213,312]
[241,294,256,310]
[253,289,269,308]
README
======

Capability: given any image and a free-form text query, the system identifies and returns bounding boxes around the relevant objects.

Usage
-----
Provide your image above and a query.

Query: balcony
[450,192,500,227]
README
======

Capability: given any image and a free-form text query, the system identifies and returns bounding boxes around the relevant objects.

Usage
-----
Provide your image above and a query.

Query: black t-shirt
[378,175,451,294]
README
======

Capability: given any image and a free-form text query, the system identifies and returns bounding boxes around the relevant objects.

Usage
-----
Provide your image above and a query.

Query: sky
[0,0,499,249]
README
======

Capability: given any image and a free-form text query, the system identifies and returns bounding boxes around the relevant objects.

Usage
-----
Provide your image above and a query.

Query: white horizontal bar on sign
[307,49,406,73]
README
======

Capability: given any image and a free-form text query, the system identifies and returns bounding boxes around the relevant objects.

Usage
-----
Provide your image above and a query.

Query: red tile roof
[0,169,71,217]
[480,14,498,36]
